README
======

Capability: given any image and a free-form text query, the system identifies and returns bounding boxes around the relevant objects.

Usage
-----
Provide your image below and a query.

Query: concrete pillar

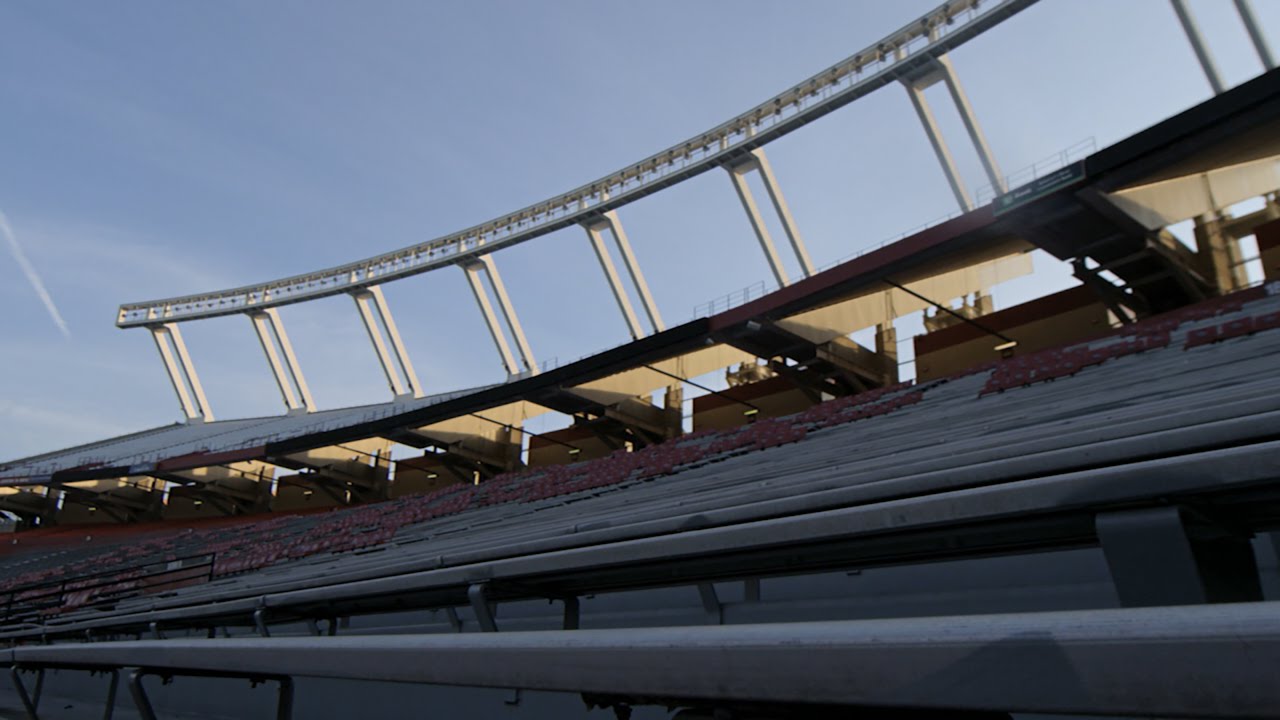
[585,218,644,340]
[936,55,1005,193]
[904,82,974,212]
[1171,0,1226,95]
[150,323,213,422]
[1235,0,1276,70]
[1195,213,1247,293]
[463,255,537,377]
[726,148,815,286]
[353,285,423,399]
[583,209,664,339]
[249,308,315,413]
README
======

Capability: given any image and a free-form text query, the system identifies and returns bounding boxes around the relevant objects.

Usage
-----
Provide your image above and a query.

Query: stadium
[3,0,1280,717]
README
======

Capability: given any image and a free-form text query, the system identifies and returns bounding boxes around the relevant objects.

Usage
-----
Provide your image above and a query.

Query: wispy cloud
[0,209,71,339]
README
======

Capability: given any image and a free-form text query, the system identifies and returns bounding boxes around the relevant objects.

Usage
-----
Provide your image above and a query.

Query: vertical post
[1235,0,1276,70]
[150,323,213,422]
[249,308,315,413]
[352,285,423,399]
[1171,0,1226,95]
[936,55,1005,193]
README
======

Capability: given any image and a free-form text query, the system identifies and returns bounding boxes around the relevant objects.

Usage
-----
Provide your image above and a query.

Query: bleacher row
[0,382,921,619]
[3,283,1279,628]
[979,284,1278,395]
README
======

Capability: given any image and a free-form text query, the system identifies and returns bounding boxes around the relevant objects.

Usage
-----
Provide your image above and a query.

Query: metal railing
[1,552,216,626]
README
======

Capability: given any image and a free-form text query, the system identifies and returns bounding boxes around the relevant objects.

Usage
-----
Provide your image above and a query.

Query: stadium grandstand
[4,0,1280,718]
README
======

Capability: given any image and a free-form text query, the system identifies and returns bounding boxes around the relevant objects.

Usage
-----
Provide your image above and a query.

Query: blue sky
[2,0,1277,460]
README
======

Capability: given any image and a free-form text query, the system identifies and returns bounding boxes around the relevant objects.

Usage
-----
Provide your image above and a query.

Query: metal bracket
[468,582,498,633]
[697,583,723,625]
[254,608,271,638]
[10,666,44,720]
[11,665,118,720]
[130,667,293,720]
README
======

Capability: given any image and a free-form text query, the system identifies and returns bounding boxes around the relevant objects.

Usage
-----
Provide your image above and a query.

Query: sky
[1,0,1277,461]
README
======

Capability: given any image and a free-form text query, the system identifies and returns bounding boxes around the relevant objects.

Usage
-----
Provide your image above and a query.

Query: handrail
[115,0,1040,328]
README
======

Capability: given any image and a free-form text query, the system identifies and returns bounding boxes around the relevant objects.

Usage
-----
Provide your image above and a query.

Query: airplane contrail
[0,209,71,339]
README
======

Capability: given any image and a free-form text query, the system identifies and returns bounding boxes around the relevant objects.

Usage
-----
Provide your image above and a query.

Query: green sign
[994,160,1086,216]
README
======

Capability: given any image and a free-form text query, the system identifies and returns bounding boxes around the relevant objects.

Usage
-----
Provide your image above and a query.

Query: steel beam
[249,309,315,413]
[13,604,1280,718]
[150,323,213,422]
[1236,0,1276,70]
[726,148,813,286]
[462,255,536,377]
[1171,0,1226,95]
[352,285,423,399]
[1096,506,1263,606]
[583,208,664,338]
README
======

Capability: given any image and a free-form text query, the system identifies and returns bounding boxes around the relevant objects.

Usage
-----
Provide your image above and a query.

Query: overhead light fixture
[743,408,760,417]
[568,448,582,456]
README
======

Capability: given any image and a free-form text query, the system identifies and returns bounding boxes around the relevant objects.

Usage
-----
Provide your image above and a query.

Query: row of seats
[0,379,927,617]
[22,282,1280,635]
[980,285,1276,396]
[1185,310,1280,349]
[7,284,1276,623]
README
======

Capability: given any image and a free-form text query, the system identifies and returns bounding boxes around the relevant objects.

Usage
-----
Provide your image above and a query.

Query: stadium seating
[4,283,1279,630]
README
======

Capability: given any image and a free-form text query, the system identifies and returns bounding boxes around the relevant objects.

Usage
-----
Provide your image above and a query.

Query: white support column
[606,211,665,333]
[249,308,315,413]
[750,148,815,278]
[1235,0,1276,70]
[585,218,645,340]
[904,81,974,212]
[463,255,537,377]
[936,54,1005,193]
[352,285,423,399]
[727,156,792,287]
[150,323,213,423]
[483,255,536,375]
[1171,0,1226,95]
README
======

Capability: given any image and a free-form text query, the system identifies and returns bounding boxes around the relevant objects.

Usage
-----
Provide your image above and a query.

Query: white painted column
[1171,0,1226,95]
[483,255,536,375]
[150,323,213,422]
[353,285,423,399]
[936,54,1005,193]
[606,211,666,333]
[750,148,815,278]
[1235,0,1276,70]
[463,255,537,377]
[728,158,792,287]
[585,217,645,340]
[904,81,974,212]
[249,308,315,413]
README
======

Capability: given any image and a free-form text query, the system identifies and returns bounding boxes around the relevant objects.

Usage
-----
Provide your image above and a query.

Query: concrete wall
[692,375,813,432]
[914,286,1111,381]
